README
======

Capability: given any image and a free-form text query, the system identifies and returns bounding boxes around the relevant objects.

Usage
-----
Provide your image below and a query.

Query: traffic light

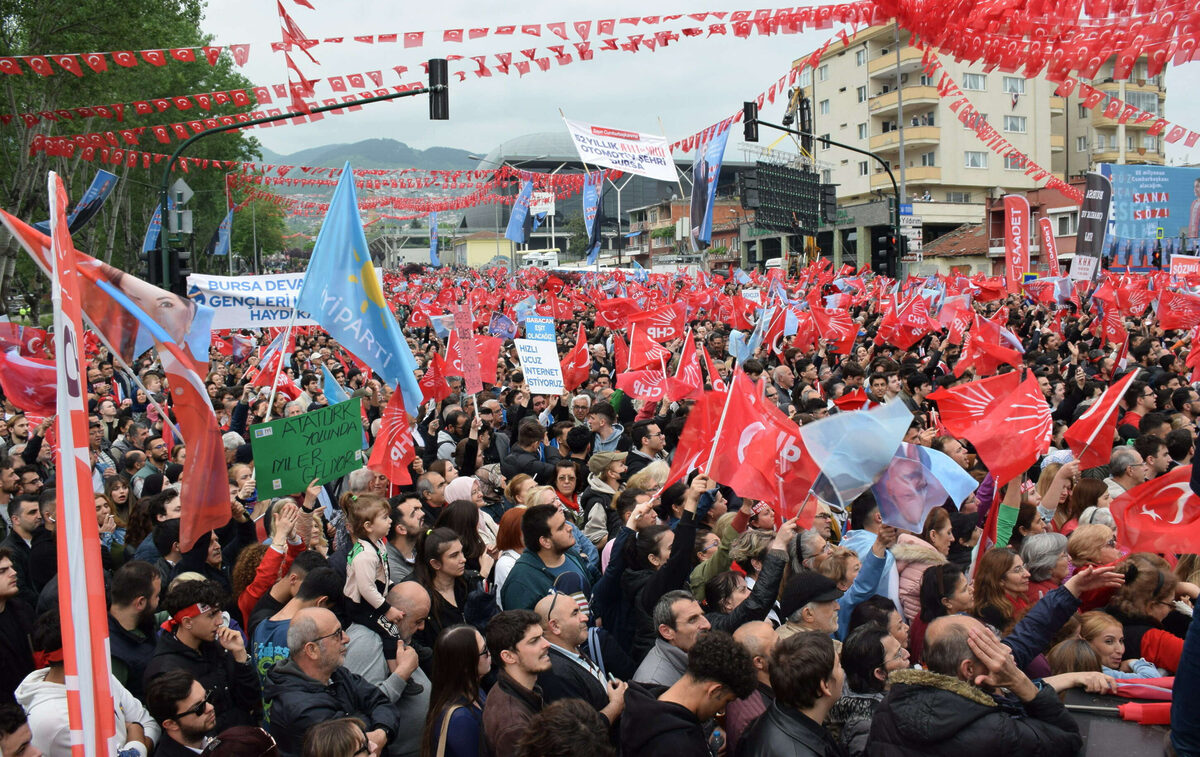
[142,248,163,288]
[167,246,191,296]
[743,101,758,142]
[821,183,838,224]
[428,58,449,120]
[738,168,760,209]
[875,232,898,276]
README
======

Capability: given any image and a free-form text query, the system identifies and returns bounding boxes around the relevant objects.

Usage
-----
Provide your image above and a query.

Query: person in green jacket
[501,503,592,612]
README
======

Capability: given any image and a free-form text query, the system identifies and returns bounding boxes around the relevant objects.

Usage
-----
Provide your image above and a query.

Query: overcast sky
[201,1,1200,165]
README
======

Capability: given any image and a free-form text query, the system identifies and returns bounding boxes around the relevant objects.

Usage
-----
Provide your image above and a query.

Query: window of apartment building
[1076,136,1087,152]
[857,123,868,139]
[856,48,866,66]
[819,99,830,115]
[818,64,829,81]
[962,73,986,90]
[1078,104,1089,119]
[1127,135,1135,151]
[1126,91,1159,115]
[946,191,972,203]
[857,85,868,103]
[1143,135,1158,151]
[920,74,935,86]
[1054,212,1078,236]
[821,169,832,183]
[1004,154,1024,170]
[1002,76,1025,95]
[821,133,830,144]
[858,161,869,176]
[1003,115,1027,133]
[920,151,936,167]
[800,69,812,87]
[964,151,988,168]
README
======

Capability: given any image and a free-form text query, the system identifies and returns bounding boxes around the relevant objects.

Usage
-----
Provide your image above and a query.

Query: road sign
[170,177,193,205]
[899,203,913,216]
[899,215,922,227]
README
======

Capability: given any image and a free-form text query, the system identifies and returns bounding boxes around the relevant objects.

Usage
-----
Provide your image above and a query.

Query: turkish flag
[964,372,1053,485]
[0,349,56,415]
[1064,369,1140,470]
[560,322,591,391]
[701,345,727,391]
[367,386,415,486]
[1111,465,1200,553]
[446,332,502,387]
[420,352,452,403]
[1098,305,1128,346]
[250,352,301,400]
[928,371,1022,437]
[667,331,704,401]
[833,388,872,412]
[663,389,724,489]
[612,332,630,373]
[627,324,673,371]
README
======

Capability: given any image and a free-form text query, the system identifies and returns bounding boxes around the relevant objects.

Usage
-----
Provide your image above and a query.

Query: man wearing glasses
[624,422,667,481]
[146,670,217,757]
[263,607,398,756]
[1102,446,1149,501]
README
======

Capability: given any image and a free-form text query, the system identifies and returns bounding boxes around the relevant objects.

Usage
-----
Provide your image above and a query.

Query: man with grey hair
[1103,446,1148,500]
[263,606,399,754]
[1018,532,1069,587]
[770,365,795,414]
[568,393,593,426]
[632,589,711,687]
[868,614,1082,754]
[344,583,431,757]
[416,471,447,524]
[221,432,243,466]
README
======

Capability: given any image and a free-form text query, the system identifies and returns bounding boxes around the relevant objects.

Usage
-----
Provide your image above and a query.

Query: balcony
[870,125,941,152]
[868,45,923,77]
[1093,110,1161,129]
[871,165,941,190]
[1050,134,1064,152]
[1049,96,1065,114]
[869,86,939,116]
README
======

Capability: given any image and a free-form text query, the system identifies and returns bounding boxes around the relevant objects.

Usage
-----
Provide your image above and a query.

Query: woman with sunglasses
[422,625,493,757]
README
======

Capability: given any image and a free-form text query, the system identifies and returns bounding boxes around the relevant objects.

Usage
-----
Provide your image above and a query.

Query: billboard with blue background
[1100,163,1200,270]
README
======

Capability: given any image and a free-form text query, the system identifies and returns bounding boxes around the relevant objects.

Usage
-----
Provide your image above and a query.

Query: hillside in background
[255,138,477,169]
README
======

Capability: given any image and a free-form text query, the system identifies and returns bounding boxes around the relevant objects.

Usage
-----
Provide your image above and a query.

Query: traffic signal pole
[747,112,903,277]
[156,59,450,292]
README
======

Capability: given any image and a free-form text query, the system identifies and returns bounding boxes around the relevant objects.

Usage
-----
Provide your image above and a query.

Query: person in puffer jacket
[890,510,952,624]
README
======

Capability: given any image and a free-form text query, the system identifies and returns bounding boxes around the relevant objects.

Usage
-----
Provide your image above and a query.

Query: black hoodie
[619,682,708,757]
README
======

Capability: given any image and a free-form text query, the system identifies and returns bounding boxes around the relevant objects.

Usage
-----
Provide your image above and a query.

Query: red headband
[33,648,64,668]
[161,603,213,633]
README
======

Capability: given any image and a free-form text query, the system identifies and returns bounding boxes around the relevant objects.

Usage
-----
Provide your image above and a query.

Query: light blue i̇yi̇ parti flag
[296,161,423,415]
[211,209,233,256]
[429,211,440,267]
[321,363,350,405]
[800,400,914,511]
[505,180,533,244]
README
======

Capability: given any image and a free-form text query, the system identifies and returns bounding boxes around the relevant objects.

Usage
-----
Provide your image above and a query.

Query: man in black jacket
[619,630,756,757]
[866,615,1082,756]
[107,560,161,701]
[737,631,847,757]
[145,670,217,757]
[143,578,261,732]
[534,591,626,727]
[263,606,398,757]
[500,419,560,485]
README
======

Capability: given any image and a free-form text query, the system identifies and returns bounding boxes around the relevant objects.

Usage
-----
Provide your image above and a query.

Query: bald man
[343,583,431,757]
[867,615,1081,755]
[727,621,778,754]
[534,591,626,728]
[264,607,399,754]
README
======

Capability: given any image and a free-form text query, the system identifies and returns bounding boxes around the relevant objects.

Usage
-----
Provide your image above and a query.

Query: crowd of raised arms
[3,263,1200,757]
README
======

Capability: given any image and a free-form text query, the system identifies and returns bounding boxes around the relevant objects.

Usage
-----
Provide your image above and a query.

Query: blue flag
[800,401,913,510]
[206,209,233,256]
[296,162,423,415]
[34,169,118,234]
[632,259,648,283]
[689,127,730,252]
[429,211,440,267]
[321,363,350,405]
[513,295,538,322]
[488,312,517,339]
[872,442,978,533]
[142,196,175,254]
[505,180,533,244]
[583,171,604,265]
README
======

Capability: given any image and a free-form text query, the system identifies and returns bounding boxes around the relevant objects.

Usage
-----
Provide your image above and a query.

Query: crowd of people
[2,263,1200,757]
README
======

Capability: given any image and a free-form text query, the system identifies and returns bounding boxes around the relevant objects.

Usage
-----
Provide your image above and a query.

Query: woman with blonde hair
[1075,610,1160,677]
[1067,523,1122,568]
[626,459,669,493]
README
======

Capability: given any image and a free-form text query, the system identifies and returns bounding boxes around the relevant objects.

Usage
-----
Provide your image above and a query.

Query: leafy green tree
[0,0,260,315]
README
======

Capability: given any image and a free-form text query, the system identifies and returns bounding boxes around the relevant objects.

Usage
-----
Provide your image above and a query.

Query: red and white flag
[1003,194,1030,295]
[0,348,56,415]
[1064,369,1139,470]
[367,385,414,485]
[964,372,1053,484]
[927,371,1021,437]
[1111,465,1200,554]
[49,171,118,756]
[560,322,591,392]
[667,329,704,401]
[616,369,667,401]
[420,352,453,403]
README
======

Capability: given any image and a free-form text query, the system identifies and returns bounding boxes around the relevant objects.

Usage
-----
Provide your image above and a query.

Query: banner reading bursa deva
[563,117,678,183]
[187,271,382,329]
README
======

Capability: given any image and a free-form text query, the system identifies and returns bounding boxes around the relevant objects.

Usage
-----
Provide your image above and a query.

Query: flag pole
[703,370,738,474]
[657,116,688,202]
[264,305,301,423]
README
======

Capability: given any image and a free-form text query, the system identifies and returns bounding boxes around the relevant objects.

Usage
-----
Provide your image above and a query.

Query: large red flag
[251,351,301,400]
[0,348,57,415]
[612,332,630,372]
[701,344,727,391]
[560,322,591,391]
[1158,290,1200,331]
[367,385,415,486]
[667,329,704,401]
[927,372,1022,437]
[663,390,724,490]
[707,372,780,503]
[964,372,1053,485]
[49,172,118,756]
[1110,466,1200,554]
[809,302,856,353]
[616,369,668,401]
[627,324,673,371]
[1064,369,1140,470]
[626,302,685,342]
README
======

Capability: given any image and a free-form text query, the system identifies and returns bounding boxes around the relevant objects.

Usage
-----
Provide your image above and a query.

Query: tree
[0,0,260,315]
[563,216,588,261]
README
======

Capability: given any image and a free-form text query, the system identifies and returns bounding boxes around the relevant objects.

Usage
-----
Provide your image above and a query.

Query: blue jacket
[1003,585,1080,672]
[836,548,886,640]
[500,548,592,612]
[841,528,898,608]
[1171,602,1200,756]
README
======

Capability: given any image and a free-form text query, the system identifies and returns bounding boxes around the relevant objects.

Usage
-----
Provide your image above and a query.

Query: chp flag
[49,171,119,756]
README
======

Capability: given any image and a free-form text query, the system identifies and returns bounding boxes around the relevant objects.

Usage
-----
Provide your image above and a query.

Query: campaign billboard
[1100,163,1200,271]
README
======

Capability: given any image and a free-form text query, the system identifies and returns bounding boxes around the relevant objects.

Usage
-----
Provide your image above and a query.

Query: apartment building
[1055,58,1167,176]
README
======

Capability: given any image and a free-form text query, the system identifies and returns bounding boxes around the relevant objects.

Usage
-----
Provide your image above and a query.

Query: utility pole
[894,24,907,202]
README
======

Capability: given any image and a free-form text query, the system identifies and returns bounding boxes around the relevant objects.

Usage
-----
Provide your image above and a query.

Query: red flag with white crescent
[49,171,118,756]
[1064,369,1140,470]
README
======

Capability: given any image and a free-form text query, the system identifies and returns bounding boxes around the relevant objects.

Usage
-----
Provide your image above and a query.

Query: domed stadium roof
[475,131,581,170]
